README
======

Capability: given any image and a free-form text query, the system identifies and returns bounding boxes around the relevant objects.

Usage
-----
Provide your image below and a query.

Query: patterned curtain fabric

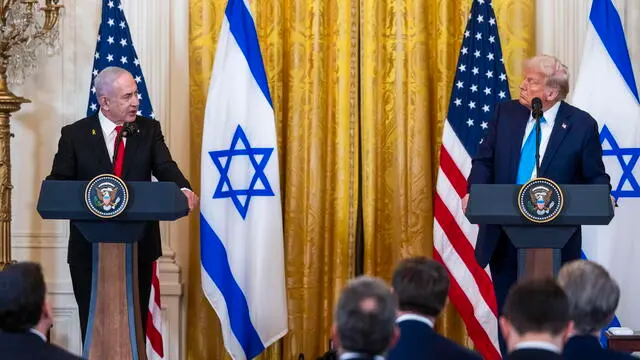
[187,0,534,359]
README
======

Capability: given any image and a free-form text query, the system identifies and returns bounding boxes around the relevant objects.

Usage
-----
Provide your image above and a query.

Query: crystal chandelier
[0,0,63,270]
[1,0,63,85]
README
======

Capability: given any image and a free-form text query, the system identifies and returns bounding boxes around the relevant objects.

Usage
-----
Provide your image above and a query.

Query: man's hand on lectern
[182,189,200,212]
[611,195,616,210]
[462,194,469,213]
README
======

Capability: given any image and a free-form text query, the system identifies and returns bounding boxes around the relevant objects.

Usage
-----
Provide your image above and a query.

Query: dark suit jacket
[0,331,83,360]
[564,335,637,360]
[468,100,610,267]
[507,348,563,360]
[47,114,191,267]
[387,319,481,360]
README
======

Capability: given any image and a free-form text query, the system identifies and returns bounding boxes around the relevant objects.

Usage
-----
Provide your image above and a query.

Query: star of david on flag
[199,0,288,358]
[573,0,640,345]
[209,125,275,219]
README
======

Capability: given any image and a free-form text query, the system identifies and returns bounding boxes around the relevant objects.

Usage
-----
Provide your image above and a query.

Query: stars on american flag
[446,0,511,151]
[86,1,155,119]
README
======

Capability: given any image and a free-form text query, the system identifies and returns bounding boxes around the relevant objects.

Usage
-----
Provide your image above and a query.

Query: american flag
[433,1,510,359]
[86,1,164,359]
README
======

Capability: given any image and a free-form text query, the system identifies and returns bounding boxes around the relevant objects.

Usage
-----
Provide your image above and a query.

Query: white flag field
[572,0,640,331]
[199,0,288,359]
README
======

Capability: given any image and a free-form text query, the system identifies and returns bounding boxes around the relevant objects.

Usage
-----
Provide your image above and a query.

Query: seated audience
[558,259,636,360]
[499,278,572,360]
[331,276,399,360]
[386,257,481,360]
[0,262,82,360]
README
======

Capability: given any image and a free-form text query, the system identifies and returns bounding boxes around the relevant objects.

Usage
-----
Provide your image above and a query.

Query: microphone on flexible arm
[112,121,138,169]
[532,97,543,179]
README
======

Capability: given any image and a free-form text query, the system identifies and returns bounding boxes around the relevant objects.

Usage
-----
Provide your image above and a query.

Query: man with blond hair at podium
[463,54,610,355]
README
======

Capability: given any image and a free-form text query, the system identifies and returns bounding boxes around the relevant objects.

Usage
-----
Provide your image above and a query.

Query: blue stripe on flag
[225,0,273,107]
[590,0,640,103]
[580,250,621,347]
[200,214,265,358]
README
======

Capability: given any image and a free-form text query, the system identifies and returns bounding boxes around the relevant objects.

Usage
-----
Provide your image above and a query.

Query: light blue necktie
[516,117,546,184]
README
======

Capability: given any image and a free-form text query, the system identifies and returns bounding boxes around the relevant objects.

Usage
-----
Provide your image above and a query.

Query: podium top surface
[37,180,189,221]
[466,183,613,226]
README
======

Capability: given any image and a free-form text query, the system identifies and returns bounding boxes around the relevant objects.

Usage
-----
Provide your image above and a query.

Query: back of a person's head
[502,278,570,337]
[557,260,620,335]
[391,257,449,317]
[334,276,398,356]
[0,262,46,332]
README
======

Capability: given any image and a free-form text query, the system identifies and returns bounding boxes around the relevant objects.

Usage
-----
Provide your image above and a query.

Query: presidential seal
[517,178,564,223]
[85,174,129,218]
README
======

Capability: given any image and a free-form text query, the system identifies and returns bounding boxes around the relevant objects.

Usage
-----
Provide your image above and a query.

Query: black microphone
[532,97,543,179]
[120,121,138,138]
[112,121,137,169]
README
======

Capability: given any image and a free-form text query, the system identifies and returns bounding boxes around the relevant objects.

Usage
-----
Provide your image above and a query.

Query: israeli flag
[200,0,288,358]
[573,0,640,331]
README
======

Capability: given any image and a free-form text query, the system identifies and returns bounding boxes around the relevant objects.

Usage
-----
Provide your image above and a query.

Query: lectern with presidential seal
[465,176,613,280]
[35,175,189,360]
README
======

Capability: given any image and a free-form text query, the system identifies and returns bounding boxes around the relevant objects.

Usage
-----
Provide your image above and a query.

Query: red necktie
[113,125,125,177]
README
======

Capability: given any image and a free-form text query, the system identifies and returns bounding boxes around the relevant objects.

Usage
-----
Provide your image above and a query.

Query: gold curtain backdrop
[187,0,534,359]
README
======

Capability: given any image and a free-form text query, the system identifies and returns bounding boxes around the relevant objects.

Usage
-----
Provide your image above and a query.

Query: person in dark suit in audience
[558,260,636,360]
[331,276,399,360]
[500,278,573,360]
[0,262,83,360]
[386,257,481,360]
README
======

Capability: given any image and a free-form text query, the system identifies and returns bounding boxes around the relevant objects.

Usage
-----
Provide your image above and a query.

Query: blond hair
[524,55,570,100]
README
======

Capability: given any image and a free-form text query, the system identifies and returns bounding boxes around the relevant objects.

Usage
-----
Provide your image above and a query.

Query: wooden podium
[466,183,613,279]
[36,180,189,360]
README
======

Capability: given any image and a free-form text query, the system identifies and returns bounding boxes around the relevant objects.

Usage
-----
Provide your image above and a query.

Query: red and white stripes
[146,261,164,360]
[433,121,501,360]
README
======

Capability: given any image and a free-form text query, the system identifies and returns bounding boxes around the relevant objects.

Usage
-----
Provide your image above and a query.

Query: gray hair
[335,276,397,356]
[557,260,620,334]
[524,55,570,100]
[93,66,131,99]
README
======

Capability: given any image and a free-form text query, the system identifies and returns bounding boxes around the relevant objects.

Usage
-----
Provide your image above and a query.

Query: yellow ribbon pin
[91,129,96,135]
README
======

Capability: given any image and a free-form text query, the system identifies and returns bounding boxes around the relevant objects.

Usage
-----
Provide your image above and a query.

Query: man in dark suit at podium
[500,278,572,360]
[0,262,83,360]
[559,260,636,360]
[387,257,481,360]
[46,66,198,341]
[462,55,610,354]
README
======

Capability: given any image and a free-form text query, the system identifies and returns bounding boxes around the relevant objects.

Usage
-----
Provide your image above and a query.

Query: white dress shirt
[98,110,126,163]
[29,328,47,342]
[520,100,561,180]
[513,340,561,354]
[99,111,193,195]
[340,352,385,360]
[396,313,434,328]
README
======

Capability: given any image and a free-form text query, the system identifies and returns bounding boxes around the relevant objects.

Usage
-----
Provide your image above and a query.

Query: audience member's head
[557,260,620,336]
[332,276,399,357]
[500,278,573,353]
[0,262,53,334]
[391,257,449,319]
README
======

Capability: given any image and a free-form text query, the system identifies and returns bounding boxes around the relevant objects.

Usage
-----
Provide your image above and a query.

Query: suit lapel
[509,105,531,182]
[540,101,572,176]
[122,119,141,178]
[87,115,113,172]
